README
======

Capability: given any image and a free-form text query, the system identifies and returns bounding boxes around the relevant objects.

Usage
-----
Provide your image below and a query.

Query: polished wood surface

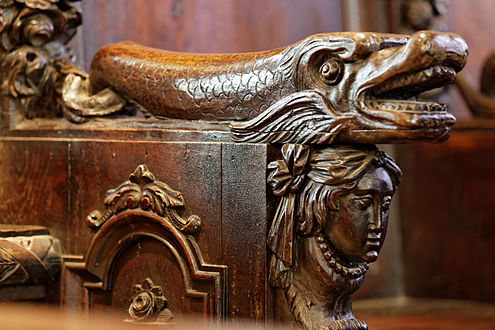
[397,128,495,303]
[2,0,492,329]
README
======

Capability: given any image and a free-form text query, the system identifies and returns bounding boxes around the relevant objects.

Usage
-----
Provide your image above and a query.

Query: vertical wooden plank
[0,139,69,251]
[221,143,268,322]
[145,142,223,265]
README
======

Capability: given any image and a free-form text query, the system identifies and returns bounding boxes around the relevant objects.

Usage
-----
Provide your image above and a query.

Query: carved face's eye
[319,59,344,85]
[382,196,392,211]
[356,196,373,210]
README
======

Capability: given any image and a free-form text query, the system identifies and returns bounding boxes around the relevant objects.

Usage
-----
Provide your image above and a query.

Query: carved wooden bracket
[65,165,227,321]
[267,144,402,329]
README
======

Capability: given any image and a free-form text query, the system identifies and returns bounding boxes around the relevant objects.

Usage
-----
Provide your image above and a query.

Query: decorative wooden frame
[65,165,227,321]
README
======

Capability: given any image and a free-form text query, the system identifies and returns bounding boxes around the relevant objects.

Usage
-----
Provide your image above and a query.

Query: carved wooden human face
[325,166,395,263]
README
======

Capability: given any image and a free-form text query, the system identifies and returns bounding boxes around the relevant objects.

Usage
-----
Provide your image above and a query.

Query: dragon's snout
[410,30,468,72]
[345,30,469,143]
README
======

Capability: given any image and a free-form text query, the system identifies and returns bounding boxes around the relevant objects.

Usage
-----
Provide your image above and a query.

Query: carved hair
[267,144,402,286]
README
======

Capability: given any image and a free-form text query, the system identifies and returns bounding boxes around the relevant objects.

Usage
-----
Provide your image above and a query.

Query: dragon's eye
[319,59,344,85]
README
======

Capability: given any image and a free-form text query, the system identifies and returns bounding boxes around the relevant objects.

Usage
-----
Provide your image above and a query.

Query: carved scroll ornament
[87,164,201,234]
[267,144,402,329]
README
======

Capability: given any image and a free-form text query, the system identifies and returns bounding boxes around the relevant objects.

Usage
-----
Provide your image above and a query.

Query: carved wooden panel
[66,165,227,323]
[0,140,68,249]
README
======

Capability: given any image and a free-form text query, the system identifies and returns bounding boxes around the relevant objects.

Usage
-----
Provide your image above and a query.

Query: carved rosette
[87,164,201,234]
[127,278,173,324]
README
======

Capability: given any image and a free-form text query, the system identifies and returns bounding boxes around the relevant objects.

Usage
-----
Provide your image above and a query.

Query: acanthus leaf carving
[87,164,201,235]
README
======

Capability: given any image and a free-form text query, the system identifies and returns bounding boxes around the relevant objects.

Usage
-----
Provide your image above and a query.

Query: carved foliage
[87,164,201,234]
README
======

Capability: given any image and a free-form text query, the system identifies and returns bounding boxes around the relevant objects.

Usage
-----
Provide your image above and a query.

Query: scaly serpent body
[90,42,298,120]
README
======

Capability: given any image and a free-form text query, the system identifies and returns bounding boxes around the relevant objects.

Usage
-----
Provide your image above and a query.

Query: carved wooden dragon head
[232,30,468,144]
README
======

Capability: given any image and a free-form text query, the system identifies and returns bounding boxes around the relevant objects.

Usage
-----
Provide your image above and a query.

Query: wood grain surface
[397,130,495,302]
[80,0,342,70]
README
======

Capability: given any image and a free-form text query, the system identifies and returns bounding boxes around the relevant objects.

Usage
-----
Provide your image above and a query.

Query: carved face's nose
[369,202,383,233]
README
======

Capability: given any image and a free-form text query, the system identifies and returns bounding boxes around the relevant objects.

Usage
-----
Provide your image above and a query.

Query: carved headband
[268,144,396,196]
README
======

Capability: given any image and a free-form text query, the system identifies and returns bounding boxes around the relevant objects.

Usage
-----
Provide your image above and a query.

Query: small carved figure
[0,0,82,118]
[400,0,449,34]
[268,144,401,329]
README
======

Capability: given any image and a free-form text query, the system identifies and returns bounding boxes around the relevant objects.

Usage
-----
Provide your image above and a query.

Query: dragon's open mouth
[364,65,456,116]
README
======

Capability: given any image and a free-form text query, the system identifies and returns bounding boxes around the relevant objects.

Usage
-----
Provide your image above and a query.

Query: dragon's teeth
[365,99,446,112]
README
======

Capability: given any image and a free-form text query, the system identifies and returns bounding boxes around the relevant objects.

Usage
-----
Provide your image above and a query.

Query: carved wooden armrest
[1,0,467,144]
